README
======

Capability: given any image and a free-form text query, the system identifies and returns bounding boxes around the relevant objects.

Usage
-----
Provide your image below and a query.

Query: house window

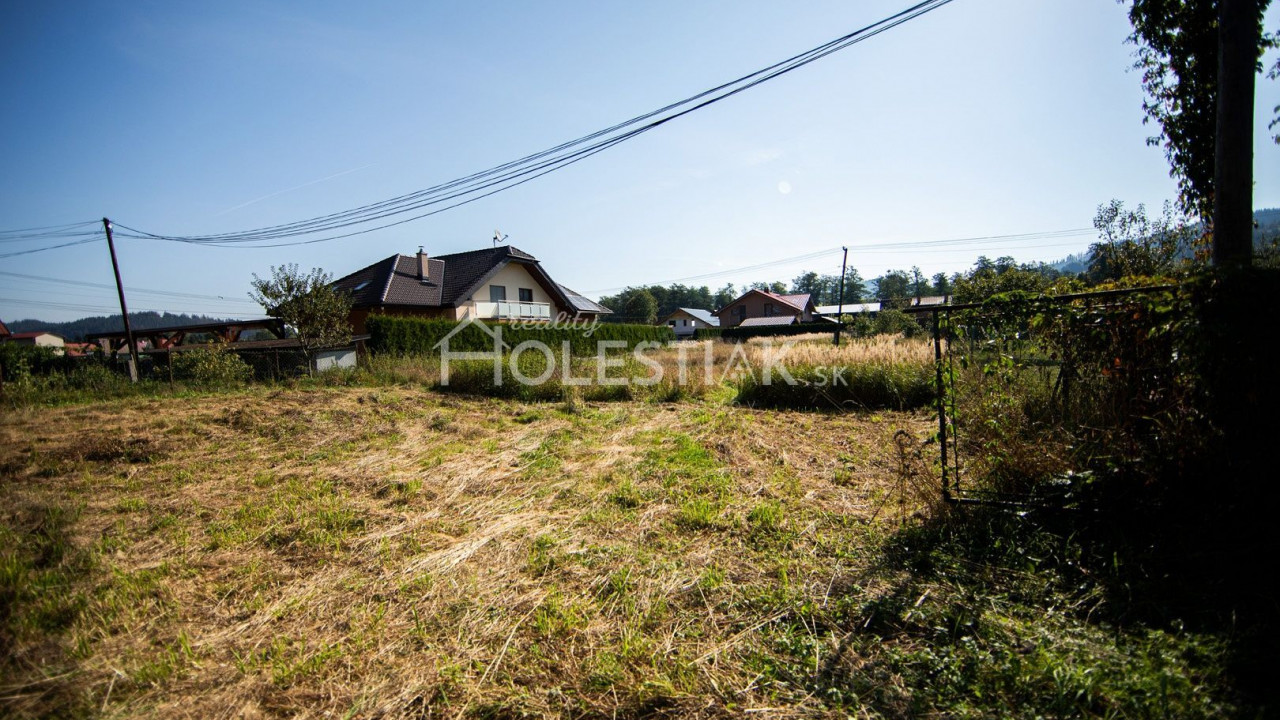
[765,303,775,316]
[736,306,746,318]
[669,321,676,326]
[490,285,507,302]
[519,288,533,302]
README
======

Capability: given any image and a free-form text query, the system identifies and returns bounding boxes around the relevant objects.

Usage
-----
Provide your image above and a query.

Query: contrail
[215,164,376,216]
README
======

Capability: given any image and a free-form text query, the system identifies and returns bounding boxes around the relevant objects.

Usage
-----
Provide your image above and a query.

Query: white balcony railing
[473,300,553,320]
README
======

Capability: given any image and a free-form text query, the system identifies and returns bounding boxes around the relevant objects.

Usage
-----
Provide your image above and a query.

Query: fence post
[932,308,951,503]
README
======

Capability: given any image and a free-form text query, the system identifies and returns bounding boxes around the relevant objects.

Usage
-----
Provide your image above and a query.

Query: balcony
[473,300,553,321]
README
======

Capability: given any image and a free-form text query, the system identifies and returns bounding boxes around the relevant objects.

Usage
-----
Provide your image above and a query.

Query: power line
[0,236,103,259]
[0,220,99,238]
[111,0,958,248]
[0,269,260,305]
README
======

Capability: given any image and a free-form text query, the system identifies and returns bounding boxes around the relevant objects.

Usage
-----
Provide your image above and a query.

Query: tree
[713,283,737,309]
[1086,199,1196,282]
[249,264,353,370]
[620,289,658,324]
[931,272,954,296]
[837,268,867,304]
[910,266,929,299]
[1124,0,1275,220]
[790,271,822,298]
[874,270,912,309]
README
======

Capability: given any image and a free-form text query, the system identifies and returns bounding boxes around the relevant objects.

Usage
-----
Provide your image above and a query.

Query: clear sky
[2,0,1278,323]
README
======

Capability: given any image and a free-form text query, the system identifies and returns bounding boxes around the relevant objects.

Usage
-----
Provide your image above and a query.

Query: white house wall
[457,262,559,318]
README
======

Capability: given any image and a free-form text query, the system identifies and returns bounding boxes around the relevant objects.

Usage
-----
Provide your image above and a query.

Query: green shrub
[171,345,253,386]
[719,323,834,341]
[366,316,674,356]
[733,360,934,411]
[0,342,80,381]
[871,309,925,338]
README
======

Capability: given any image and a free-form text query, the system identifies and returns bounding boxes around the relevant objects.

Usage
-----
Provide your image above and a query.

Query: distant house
[714,289,816,329]
[5,331,66,354]
[0,319,9,340]
[661,308,718,338]
[331,245,612,334]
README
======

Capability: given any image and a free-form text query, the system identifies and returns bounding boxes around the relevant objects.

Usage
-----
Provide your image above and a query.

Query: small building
[714,289,816,328]
[661,308,718,338]
[331,245,612,334]
[0,319,10,340]
[4,331,66,353]
[814,302,881,318]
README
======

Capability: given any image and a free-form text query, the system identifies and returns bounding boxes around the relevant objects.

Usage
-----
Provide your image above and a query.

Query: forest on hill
[3,312,234,341]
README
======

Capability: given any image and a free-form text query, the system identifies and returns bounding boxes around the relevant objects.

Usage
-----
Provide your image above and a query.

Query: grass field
[0,384,1243,718]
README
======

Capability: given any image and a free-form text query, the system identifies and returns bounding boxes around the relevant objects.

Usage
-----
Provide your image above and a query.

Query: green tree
[790,271,822,298]
[931,272,954,296]
[839,268,867,304]
[951,257,1062,303]
[910,266,929,299]
[875,270,912,309]
[249,264,353,370]
[620,289,659,324]
[1124,0,1276,219]
[1086,199,1196,282]
[713,283,737,310]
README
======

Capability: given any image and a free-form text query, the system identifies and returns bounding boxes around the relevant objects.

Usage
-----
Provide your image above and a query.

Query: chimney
[417,246,429,283]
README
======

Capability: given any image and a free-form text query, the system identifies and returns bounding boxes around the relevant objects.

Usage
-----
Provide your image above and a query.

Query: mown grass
[0,386,1250,717]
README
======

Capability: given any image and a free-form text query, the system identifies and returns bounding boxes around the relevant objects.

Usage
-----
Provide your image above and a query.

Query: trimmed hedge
[367,315,675,356]
[692,327,723,340]
[719,322,836,341]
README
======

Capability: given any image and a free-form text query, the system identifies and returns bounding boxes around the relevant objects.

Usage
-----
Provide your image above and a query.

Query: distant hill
[4,312,240,342]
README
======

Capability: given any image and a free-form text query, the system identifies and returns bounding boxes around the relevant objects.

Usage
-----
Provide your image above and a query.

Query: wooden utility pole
[103,218,141,382]
[1212,0,1259,267]
[834,246,849,347]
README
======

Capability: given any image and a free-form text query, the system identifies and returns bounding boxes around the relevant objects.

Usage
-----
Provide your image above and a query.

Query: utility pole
[1212,0,1259,268]
[834,246,848,347]
[103,218,140,382]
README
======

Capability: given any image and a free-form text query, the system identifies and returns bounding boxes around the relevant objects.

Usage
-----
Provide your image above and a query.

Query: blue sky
[2,0,1278,323]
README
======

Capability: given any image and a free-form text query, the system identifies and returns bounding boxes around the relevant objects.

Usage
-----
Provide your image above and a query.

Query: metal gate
[905,285,1186,508]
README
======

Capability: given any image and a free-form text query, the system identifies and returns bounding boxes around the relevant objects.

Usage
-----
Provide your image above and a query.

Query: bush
[0,343,80,381]
[733,360,934,411]
[171,345,253,386]
[366,316,675,356]
[692,327,723,340]
[871,309,925,338]
[719,322,834,342]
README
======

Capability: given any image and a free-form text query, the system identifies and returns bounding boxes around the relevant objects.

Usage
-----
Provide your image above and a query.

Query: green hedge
[692,327,723,340]
[719,322,836,341]
[0,343,82,381]
[367,315,675,356]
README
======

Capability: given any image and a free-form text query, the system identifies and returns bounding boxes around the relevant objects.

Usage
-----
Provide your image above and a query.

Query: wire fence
[908,285,1193,507]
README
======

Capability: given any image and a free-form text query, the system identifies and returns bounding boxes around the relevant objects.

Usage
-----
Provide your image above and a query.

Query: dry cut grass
[0,386,935,718]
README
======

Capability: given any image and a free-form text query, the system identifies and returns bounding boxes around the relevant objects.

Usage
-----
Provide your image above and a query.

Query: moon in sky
[777,181,792,195]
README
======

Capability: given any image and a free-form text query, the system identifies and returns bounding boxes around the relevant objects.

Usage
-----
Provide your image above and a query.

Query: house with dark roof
[330,245,611,333]
[660,308,719,338]
[713,289,817,328]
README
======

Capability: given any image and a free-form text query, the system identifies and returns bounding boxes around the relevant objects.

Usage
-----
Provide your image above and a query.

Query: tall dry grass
[363,335,937,411]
